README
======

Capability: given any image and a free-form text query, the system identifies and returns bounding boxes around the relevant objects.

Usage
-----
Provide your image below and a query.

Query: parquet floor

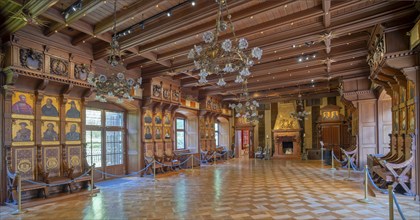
[1,158,419,219]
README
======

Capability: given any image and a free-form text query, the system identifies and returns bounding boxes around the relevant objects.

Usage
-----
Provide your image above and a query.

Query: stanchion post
[88,163,97,197]
[213,153,216,165]
[191,155,194,170]
[12,171,27,215]
[358,165,372,203]
[321,147,324,168]
[388,185,394,220]
[344,154,352,181]
[153,159,156,181]
[330,150,336,171]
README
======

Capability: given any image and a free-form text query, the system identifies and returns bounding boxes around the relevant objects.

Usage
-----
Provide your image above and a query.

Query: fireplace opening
[282,141,293,154]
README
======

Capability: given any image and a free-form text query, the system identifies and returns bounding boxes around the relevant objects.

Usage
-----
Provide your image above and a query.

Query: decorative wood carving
[2,67,19,85]
[50,57,69,76]
[74,64,90,81]
[19,48,43,71]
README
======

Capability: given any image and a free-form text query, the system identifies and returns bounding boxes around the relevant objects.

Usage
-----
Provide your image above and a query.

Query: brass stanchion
[88,163,97,197]
[330,150,336,171]
[388,185,394,220]
[358,165,372,203]
[153,159,156,181]
[321,147,324,168]
[12,172,27,215]
[344,155,352,181]
[191,155,194,170]
[213,153,216,165]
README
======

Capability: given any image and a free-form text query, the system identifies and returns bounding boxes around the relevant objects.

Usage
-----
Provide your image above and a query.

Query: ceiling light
[312,54,316,58]
[191,1,196,6]
[298,58,303,62]
[311,79,314,82]
[292,44,296,48]
[167,11,172,17]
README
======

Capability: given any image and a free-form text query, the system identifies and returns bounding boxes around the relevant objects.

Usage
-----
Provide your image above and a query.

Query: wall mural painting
[41,121,59,145]
[408,105,415,131]
[144,125,152,140]
[164,127,171,139]
[12,119,34,146]
[164,113,171,126]
[154,112,162,125]
[65,99,81,122]
[144,110,152,124]
[44,147,60,177]
[11,91,35,119]
[19,48,43,71]
[15,148,35,180]
[155,127,162,139]
[400,109,406,131]
[68,146,82,174]
[322,110,339,120]
[65,123,81,144]
[393,111,399,132]
[41,96,60,120]
[400,86,406,103]
[408,81,415,100]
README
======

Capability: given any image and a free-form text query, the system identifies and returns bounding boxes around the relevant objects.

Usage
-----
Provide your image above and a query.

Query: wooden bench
[38,162,73,196]
[6,163,47,204]
[374,155,415,195]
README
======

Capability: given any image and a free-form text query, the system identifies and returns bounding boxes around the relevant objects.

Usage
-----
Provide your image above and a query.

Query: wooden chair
[38,162,73,196]
[375,155,415,195]
[144,156,164,174]
[164,148,180,171]
[6,162,47,204]
[66,160,93,191]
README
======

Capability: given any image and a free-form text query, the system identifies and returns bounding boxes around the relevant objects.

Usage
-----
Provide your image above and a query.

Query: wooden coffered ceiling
[1,0,418,102]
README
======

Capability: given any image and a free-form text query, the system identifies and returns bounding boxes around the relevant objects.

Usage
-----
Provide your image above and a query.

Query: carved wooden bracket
[2,67,19,85]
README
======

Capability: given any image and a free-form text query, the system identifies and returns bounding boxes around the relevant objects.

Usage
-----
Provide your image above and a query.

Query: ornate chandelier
[108,0,121,67]
[290,94,310,121]
[87,0,142,103]
[87,73,142,103]
[229,80,262,124]
[187,0,262,86]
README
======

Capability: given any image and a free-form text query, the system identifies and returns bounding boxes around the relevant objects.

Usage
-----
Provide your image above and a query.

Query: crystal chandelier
[187,0,262,86]
[108,0,121,67]
[290,94,310,121]
[87,72,142,103]
[229,80,262,124]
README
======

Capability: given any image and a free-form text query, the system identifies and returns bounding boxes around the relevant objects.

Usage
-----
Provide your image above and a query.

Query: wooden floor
[1,158,419,219]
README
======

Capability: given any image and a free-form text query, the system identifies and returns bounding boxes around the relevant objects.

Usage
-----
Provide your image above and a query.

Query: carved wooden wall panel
[13,147,35,180]
[358,100,378,167]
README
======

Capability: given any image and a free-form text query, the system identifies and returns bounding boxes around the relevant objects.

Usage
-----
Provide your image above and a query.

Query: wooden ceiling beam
[0,0,59,37]
[322,0,331,28]
[44,0,102,37]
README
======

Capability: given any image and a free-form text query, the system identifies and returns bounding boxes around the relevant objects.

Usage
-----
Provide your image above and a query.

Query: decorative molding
[74,63,90,81]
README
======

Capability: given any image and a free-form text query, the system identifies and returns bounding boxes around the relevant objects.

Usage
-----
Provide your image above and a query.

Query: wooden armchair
[65,160,93,191]
[6,162,47,204]
[38,162,73,196]
[164,148,180,171]
[144,156,164,174]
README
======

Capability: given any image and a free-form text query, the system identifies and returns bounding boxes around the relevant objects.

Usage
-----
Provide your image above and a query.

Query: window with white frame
[176,118,186,149]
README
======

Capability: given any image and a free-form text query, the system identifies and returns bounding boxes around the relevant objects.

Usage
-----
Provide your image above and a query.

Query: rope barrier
[391,190,407,220]
[366,170,388,194]
[350,160,364,173]
[96,163,153,177]
[154,155,192,167]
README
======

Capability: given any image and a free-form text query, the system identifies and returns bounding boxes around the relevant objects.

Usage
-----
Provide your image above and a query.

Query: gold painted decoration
[41,121,60,145]
[400,108,406,131]
[15,148,35,180]
[393,111,399,132]
[65,123,81,144]
[44,146,60,177]
[163,89,170,100]
[400,86,406,103]
[155,127,162,140]
[12,119,34,146]
[71,155,80,167]
[154,112,162,125]
[408,81,415,100]
[68,146,82,173]
[164,127,171,139]
[41,96,60,120]
[164,113,171,126]
[11,91,35,118]
[65,99,81,121]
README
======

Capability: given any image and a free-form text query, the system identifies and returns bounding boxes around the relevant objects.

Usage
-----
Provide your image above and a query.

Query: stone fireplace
[273,130,301,159]
[272,102,302,159]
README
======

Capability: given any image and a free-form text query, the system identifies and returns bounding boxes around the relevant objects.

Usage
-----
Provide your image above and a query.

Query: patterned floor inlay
[1,159,419,219]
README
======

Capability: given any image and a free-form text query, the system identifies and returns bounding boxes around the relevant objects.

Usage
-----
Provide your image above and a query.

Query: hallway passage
[1,159,419,219]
